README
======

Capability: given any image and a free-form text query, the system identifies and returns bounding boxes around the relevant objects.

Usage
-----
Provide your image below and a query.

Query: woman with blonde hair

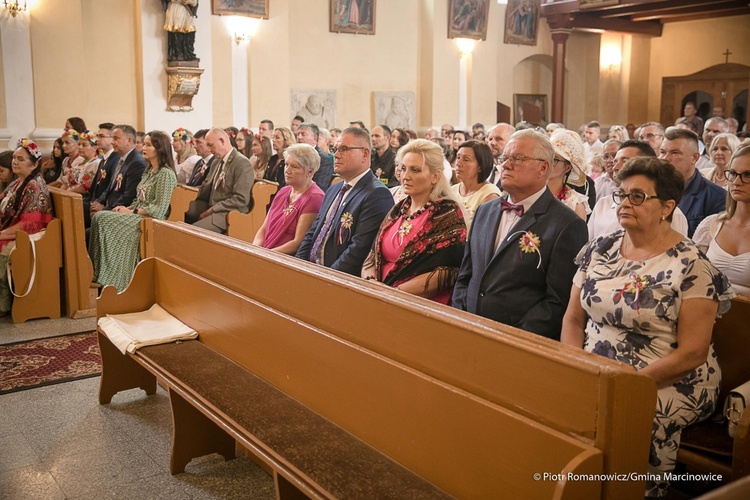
[266,127,296,186]
[362,139,467,304]
[694,144,750,295]
[172,128,200,184]
[607,124,630,142]
[701,132,741,188]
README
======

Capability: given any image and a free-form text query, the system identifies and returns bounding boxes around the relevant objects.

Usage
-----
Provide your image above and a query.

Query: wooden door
[661,63,749,129]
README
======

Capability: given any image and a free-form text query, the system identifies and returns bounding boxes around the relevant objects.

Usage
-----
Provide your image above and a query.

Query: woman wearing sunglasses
[694,144,750,295]
[562,156,734,498]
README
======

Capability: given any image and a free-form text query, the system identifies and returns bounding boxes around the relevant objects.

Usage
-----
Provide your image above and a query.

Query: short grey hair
[509,128,555,167]
[283,143,321,174]
[341,126,372,149]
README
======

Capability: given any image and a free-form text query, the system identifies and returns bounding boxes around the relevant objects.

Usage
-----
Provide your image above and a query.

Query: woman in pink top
[253,144,324,254]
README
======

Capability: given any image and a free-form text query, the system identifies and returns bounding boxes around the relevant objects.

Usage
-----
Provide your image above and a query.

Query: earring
[661,215,666,221]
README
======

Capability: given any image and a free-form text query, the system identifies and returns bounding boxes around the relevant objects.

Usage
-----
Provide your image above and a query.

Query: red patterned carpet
[0,332,101,394]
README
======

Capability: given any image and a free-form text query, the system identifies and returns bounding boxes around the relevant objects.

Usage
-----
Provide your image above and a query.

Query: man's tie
[209,160,224,205]
[309,183,352,263]
[500,199,524,217]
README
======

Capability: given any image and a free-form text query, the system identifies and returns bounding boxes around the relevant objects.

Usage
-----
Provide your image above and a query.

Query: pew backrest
[226,179,278,243]
[142,220,657,500]
[167,185,199,222]
[48,188,95,318]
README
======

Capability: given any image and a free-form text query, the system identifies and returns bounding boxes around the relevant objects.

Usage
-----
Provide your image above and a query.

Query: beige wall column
[458,42,473,130]
[1,10,35,146]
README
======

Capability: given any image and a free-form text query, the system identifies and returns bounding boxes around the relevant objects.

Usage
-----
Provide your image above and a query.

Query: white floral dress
[574,230,734,497]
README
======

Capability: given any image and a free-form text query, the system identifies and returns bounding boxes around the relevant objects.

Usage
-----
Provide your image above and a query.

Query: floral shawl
[365,197,467,291]
[0,173,53,249]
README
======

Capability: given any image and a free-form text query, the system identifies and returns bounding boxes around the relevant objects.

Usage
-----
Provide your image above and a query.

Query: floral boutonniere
[282,204,295,217]
[614,272,649,314]
[338,212,354,244]
[217,170,226,189]
[507,230,543,270]
[99,168,107,181]
[115,173,123,191]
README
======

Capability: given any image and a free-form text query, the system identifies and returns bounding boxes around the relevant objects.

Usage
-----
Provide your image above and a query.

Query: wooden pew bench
[678,294,750,481]
[226,179,278,243]
[98,221,658,500]
[8,219,62,323]
[48,188,96,318]
[167,185,199,222]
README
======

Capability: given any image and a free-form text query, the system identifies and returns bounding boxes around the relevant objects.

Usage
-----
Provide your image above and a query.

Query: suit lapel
[679,171,700,215]
[489,190,553,266]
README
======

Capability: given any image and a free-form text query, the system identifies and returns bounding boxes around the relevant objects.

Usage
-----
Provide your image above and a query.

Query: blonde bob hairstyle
[395,138,454,203]
[283,143,321,175]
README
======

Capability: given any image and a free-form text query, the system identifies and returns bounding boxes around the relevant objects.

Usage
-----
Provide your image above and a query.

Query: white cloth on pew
[98,303,198,354]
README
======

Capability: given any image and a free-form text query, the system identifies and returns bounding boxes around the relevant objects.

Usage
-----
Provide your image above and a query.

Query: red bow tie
[500,199,524,217]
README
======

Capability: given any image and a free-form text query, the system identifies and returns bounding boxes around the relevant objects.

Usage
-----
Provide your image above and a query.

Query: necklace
[393,202,431,246]
[623,229,668,261]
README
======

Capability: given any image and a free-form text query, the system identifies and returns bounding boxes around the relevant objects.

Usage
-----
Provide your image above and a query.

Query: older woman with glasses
[694,144,750,295]
[562,156,734,498]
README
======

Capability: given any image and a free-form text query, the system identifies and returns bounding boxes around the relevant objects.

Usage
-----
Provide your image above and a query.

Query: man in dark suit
[185,127,253,234]
[296,127,394,276]
[83,123,120,228]
[90,124,146,215]
[452,129,588,341]
[296,122,334,192]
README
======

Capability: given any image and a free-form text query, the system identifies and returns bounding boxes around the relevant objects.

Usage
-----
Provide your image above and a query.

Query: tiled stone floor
[0,317,274,499]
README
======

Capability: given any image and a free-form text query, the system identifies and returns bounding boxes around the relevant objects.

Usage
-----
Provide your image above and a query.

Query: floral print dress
[573,230,734,498]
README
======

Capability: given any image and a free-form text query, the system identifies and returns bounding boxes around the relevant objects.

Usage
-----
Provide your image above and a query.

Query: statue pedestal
[165,62,203,112]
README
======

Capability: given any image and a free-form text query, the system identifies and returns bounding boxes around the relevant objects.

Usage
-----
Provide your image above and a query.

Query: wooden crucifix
[723,49,732,64]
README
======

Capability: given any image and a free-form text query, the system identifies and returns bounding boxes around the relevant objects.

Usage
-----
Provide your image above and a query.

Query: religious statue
[162,0,199,63]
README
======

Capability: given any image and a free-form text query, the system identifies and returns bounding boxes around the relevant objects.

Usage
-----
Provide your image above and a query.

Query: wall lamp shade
[4,0,27,17]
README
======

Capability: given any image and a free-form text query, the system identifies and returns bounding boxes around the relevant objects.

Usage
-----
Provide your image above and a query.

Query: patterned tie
[209,160,224,205]
[500,199,524,217]
[309,183,352,263]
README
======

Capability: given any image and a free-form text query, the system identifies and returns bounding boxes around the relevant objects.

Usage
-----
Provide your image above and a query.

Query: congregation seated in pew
[252,143,324,254]
[89,131,177,291]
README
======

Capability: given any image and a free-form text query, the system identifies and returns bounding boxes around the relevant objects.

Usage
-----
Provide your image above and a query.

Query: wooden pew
[678,294,750,481]
[167,185,198,222]
[48,188,96,318]
[98,221,657,500]
[8,219,62,323]
[226,180,278,243]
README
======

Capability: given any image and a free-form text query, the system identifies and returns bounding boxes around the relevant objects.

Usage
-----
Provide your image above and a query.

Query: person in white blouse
[694,144,750,295]
[588,140,688,240]
[172,128,201,184]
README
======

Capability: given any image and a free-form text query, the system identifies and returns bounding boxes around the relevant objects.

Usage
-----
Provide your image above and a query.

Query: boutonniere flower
[217,170,226,189]
[507,230,543,270]
[115,173,123,191]
[614,272,649,314]
[99,168,107,180]
[282,204,295,217]
[137,184,147,202]
[338,212,354,244]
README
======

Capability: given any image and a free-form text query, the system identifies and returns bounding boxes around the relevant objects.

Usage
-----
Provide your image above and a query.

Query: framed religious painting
[212,0,269,20]
[503,0,540,46]
[330,0,376,35]
[578,0,619,9]
[448,0,490,41]
[513,94,548,126]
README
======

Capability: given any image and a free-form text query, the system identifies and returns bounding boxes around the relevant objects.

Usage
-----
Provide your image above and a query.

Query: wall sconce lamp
[456,38,475,57]
[227,16,259,45]
[600,45,622,70]
[4,0,27,17]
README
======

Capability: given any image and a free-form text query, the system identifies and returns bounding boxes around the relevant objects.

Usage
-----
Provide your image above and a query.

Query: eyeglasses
[331,146,367,154]
[553,157,570,166]
[612,190,661,206]
[724,169,750,184]
[498,155,547,166]
[640,133,663,140]
[602,154,616,162]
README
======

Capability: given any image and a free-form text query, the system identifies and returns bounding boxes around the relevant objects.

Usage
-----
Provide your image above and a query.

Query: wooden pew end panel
[10,219,62,324]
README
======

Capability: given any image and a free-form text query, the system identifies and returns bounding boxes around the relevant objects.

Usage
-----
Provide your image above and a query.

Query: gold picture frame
[448,0,490,41]
[211,0,269,20]
[330,0,376,35]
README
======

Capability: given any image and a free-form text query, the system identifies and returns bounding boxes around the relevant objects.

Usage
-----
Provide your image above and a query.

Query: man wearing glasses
[296,127,393,276]
[638,122,665,154]
[453,129,588,341]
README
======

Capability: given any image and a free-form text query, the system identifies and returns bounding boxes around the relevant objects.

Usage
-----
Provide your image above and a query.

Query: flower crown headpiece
[240,127,252,137]
[17,138,42,161]
[79,130,98,146]
[62,129,80,141]
[172,128,193,144]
